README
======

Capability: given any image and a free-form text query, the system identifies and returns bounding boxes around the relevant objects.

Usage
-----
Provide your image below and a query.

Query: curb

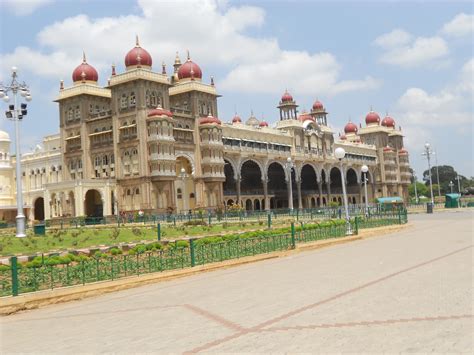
[0,223,408,316]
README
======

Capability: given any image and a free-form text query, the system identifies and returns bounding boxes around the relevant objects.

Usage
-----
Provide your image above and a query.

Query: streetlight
[422,142,435,205]
[334,147,352,235]
[455,175,462,194]
[413,170,419,204]
[179,167,188,213]
[0,67,32,238]
[285,157,294,211]
[361,165,369,217]
[449,181,454,193]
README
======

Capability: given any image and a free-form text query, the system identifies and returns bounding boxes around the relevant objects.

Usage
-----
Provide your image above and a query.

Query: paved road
[1,211,473,353]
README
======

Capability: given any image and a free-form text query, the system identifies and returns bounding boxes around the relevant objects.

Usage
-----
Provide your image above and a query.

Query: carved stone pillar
[263,178,269,211]
[297,180,302,209]
[236,174,241,207]
[318,180,323,206]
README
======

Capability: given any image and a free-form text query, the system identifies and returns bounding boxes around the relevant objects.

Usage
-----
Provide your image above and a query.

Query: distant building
[0,37,410,221]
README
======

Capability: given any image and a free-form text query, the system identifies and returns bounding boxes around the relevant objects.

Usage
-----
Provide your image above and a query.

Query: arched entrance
[176,156,195,212]
[223,159,237,200]
[85,190,103,217]
[301,164,317,208]
[240,160,263,210]
[34,197,45,221]
[346,168,359,202]
[267,162,287,208]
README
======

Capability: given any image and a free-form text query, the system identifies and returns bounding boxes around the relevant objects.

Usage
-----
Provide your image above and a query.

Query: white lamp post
[455,175,461,194]
[413,170,419,204]
[285,157,294,211]
[335,147,352,234]
[422,142,435,205]
[361,165,369,217]
[0,67,32,238]
[449,181,454,193]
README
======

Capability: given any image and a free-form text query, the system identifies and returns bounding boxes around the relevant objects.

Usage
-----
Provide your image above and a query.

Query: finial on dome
[210,76,214,86]
[175,51,181,64]
[162,61,166,74]
[111,64,116,76]
[186,49,190,61]
[370,105,373,112]
[135,34,140,47]
[82,51,87,63]
[60,80,64,90]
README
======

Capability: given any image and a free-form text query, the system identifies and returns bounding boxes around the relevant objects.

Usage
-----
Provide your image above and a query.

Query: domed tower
[277,90,298,120]
[0,130,14,211]
[246,111,260,127]
[310,100,328,126]
[72,52,99,85]
[124,35,153,71]
[343,120,358,141]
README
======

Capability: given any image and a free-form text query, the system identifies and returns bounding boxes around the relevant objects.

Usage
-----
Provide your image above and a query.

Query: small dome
[281,90,293,103]
[199,114,221,125]
[344,121,358,134]
[298,113,315,122]
[340,134,347,141]
[125,36,152,68]
[232,115,242,124]
[381,115,396,128]
[148,105,172,118]
[383,145,393,152]
[72,53,98,83]
[178,52,202,80]
[0,130,10,142]
[259,121,269,127]
[398,148,408,155]
[365,110,381,125]
[312,100,323,110]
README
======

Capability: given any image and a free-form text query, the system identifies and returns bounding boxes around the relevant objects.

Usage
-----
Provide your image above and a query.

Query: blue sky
[0,0,472,178]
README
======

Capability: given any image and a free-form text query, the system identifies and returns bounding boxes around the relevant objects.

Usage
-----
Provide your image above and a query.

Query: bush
[0,264,10,272]
[183,220,207,226]
[109,247,122,256]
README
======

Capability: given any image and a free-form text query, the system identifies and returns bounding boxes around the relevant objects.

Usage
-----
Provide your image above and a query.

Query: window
[135,188,140,195]
[129,92,136,107]
[120,94,128,109]
[177,188,182,199]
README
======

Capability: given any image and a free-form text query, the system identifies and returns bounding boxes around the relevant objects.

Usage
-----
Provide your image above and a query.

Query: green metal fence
[0,211,407,297]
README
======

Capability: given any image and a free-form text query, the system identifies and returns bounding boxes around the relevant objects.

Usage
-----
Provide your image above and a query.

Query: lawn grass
[0,220,292,257]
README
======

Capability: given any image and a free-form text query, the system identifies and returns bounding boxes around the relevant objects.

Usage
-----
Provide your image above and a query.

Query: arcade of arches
[223,160,375,211]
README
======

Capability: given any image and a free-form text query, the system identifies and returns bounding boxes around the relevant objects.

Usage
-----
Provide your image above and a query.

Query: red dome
[365,111,381,125]
[72,54,98,83]
[312,100,323,110]
[340,134,347,140]
[383,146,393,152]
[232,115,242,124]
[298,113,314,122]
[344,121,358,134]
[381,115,396,128]
[281,90,293,102]
[125,36,152,68]
[259,121,269,127]
[398,148,408,155]
[178,55,202,80]
[148,105,172,118]
[199,114,221,125]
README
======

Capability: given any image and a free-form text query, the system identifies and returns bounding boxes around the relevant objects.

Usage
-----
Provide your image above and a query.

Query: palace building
[0,38,411,221]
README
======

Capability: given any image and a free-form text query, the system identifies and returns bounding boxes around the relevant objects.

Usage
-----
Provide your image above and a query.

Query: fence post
[296,209,299,221]
[267,212,272,229]
[398,209,402,224]
[290,222,296,249]
[11,256,18,296]
[157,223,161,241]
[190,238,196,267]
[173,216,176,227]
[354,217,359,235]
[208,214,211,225]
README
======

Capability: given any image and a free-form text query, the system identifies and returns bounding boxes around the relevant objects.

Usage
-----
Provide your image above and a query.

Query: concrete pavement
[1,210,472,353]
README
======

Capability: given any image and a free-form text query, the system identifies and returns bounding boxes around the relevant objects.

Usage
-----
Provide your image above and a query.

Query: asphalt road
[1,210,473,354]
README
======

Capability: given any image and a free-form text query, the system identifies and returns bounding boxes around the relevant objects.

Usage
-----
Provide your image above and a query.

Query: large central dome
[125,36,152,68]
[178,52,202,80]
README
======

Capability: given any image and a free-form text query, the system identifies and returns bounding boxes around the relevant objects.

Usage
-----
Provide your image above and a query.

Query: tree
[422,165,467,195]
[408,182,428,198]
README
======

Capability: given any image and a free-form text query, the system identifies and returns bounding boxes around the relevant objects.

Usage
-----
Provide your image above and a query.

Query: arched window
[103,155,108,165]
[110,154,114,164]
[135,188,140,195]
[120,94,128,109]
[126,189,131,196]
[151,91,157,106]
[129,92,136,107]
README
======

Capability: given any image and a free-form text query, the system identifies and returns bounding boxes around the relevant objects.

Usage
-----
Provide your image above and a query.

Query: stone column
[318,180,323,206]
[297,179,302,209]
[263,178,269,211]
[236,175,241,207]
[327,179,331,205]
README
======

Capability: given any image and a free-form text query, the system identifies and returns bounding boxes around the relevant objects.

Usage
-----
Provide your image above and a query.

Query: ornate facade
[0,38,410,221]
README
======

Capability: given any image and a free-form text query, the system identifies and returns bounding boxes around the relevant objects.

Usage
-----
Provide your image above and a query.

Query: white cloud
[374,30,449,68]
[440,13,474,37]
[1,0,53,16]
[0,0,377,97]
[220,51,380,96]
[373,29,412,48]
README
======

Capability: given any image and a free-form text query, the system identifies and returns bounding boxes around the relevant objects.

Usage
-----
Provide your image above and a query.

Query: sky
[0,0,472,178]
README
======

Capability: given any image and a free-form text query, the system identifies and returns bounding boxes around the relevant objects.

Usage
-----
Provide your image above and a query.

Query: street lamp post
[179,167,188,213]
[422,143,435,205]
[335,147,352,235]
[361,165,369,217]
[434,148,441,197]
[285,157,294,211]
[0,67,32,238]
[455,175,462,194]
[449,181,454,193]
[413,171,419,204]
